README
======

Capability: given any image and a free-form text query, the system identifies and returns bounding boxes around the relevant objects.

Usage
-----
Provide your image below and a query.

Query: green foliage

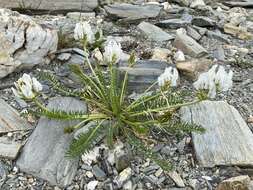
[30,33,204,171]
[37,53,203,170]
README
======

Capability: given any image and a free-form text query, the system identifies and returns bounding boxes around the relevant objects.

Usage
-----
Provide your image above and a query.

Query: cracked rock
[0,9,58,79]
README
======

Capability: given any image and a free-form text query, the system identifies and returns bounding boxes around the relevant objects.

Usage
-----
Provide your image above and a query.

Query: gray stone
[192,16,216,27]
[180,101,253,167]
[206,30,230,43]
[0,137,21,160]
[173,30,207,58]
[168,171,185,187]
[213,45,225,61]
[17,97,87,187]
[104,3,162,20]
[0,0,98,12]
[217,175,251,190]
[66,12,96,20]
[92,165,106,181]
[156,19,190,29]
[186,26,202,41]
[171,0,190,6]
[224,1,253,8]
[138,22,174,43]
[0,9,58,79]
[0,98,32,134]
[117,60,171,92]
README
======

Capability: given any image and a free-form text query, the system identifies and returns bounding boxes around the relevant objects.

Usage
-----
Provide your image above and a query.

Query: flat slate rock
[17,97,87,187]
[0,137,22,160]
[0,0,98,12]
[156,19,190,29]
[224,0,253,7]
[117,60,171,92]
[104,3,162,20]
[138,22,174,43]
[0,98,32,134]
[180,101,253,167]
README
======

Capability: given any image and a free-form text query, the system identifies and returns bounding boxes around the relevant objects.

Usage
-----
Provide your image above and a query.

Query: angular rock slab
[138,22,174,43]
[173,31,207,58]
[0,137,22,160]
[0,98,32,134]
[0,0,98,12]
[105,3,162,20]
[0,9,58,79]
[17,97,87,187]
[180,101,253,167]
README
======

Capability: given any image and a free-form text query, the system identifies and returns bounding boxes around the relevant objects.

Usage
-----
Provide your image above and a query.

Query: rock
[186,26,202,41]
[17,97,87,187]
[104,3,162,20]
[192,17,216,27]
[0,137,21,160]
[217,175,251,190]
[224,23,252,40]
[115,150,131,173]
[174,50,186,62]
[168,171,185,188]
[123,180,133,190]
[190,0,205,8]
[171,0,190,7]
[87,180,99,190]
[115,168,132,188]
[224,1,253,8]
[117,60,170,92]
[206,30,230,43]
[180,101,253,167]
[0,9,58,79]
[213,45,225,61]
[176,58,212,80]
[66,12,96,20]
[138,22,174,43]
[156,19,190,29]
[248,116,253,123]
[0,162,7,187]
[92,165,106,181]
[151,48,171,62]
[173,29,207,58]
[0,0,98,12]
[0,98,32,134]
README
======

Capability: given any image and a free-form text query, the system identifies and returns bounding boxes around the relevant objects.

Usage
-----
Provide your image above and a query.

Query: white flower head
[12,73,43,99]
[103,39,123,63]
[74,21,94,43]
[194,65,233,98]
[158,67,179,87]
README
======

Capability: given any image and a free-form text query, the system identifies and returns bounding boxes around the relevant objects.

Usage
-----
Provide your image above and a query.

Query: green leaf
[67,120,105,158]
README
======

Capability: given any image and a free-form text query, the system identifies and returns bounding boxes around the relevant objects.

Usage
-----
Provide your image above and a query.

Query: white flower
[74,21,94,43]
[158,67,179,87]
[32,77,43,93]
[103,39,123,63]
[12,73,42,99]
[193,65,233,98]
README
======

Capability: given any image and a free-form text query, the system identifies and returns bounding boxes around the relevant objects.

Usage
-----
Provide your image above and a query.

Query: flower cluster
[12,74,43,99]
[193,65,233,98]
[103,39,123,64]
[158,67,179,88]
[74,21,95,43]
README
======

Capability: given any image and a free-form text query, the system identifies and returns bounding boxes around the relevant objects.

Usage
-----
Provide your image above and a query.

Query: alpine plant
[12,22,233,171]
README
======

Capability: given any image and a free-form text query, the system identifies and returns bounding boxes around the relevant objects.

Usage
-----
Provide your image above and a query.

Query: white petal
[32,77,43,93]
[104,39,123,63]
[12,88,22,98]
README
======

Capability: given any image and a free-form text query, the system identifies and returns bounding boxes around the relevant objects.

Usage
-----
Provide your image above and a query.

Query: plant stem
[130,100,201,117]
[34,99,48,111]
